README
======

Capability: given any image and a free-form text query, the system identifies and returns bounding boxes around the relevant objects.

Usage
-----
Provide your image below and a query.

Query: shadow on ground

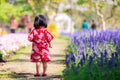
[7,59,29,62]
[7,53,66,64]
[50,60,65,64]
[51,54,65,57]
[0,72,63,80]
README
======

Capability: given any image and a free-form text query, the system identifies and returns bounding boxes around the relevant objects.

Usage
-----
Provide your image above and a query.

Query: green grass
[7,46,31,61]
[0,46,31,80]
[57,36,69,40]
[0,37,69,80]
[0,72,26,80]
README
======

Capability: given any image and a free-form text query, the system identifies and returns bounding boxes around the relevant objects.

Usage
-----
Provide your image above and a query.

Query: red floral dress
[28,27,54,62]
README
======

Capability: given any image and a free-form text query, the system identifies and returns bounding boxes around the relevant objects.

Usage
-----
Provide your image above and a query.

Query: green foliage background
[0,0,120,29]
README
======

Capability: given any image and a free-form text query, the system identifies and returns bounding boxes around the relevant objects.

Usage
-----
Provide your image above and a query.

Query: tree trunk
[46,1,60,23]
[95,2,106,30]
[26,0,36,17]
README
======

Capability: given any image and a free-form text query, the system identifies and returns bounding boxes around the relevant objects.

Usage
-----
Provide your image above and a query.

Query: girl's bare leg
[42,61,47,74]
[36,62,40,74]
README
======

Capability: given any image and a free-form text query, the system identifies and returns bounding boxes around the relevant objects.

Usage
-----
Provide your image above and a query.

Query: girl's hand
[48,42,52,48]
[49,45,52,48]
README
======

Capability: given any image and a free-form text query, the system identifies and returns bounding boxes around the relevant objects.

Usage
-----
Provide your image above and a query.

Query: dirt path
[0,38,68,80]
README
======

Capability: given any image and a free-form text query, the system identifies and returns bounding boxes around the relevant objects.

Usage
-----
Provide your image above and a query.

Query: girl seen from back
[28,14,54,77]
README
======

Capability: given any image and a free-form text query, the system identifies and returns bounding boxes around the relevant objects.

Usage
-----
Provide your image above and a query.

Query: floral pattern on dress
[28,27,54,62]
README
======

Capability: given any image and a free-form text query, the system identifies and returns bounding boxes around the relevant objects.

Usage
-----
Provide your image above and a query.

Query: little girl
[28,14,54,77]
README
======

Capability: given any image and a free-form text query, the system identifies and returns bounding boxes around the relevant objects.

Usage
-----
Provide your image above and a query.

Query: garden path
[0,38,68,80]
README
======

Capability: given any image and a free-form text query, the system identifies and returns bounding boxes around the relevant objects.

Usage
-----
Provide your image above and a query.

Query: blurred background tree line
[0,0,120,34]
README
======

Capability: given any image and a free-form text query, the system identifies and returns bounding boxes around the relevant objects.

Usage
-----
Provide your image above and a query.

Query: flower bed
[0,33,31,58]
[63,30,120,80]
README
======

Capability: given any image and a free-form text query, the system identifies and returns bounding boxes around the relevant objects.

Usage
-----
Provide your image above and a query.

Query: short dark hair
[34,15,47,29]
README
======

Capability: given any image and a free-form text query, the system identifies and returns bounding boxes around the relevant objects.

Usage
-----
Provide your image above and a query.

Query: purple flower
[65,54,70,67]
[82,53,86,62]
[79,59,83,67]
[108,59,113,68]
[89,56,93,67]
[70,52,76,62]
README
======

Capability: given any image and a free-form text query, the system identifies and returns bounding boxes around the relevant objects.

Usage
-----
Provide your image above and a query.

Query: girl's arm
[28,30,34,42]
[48,42,52,48]
[44,29,54,48]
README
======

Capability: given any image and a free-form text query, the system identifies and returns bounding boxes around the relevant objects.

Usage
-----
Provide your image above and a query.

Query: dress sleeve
[44,30,54,43]
[28,30,34,42]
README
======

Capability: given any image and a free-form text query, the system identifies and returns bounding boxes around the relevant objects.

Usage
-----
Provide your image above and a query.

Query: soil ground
[0,37,69,80]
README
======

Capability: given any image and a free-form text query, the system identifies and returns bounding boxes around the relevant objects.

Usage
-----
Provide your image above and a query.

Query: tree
[0,1,22,26]
[77,0,120,30]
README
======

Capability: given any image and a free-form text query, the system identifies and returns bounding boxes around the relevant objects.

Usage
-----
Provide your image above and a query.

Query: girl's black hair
[34,15,47,29]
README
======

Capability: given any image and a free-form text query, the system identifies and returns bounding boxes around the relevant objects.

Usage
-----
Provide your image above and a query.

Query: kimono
[28,27,54,62]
